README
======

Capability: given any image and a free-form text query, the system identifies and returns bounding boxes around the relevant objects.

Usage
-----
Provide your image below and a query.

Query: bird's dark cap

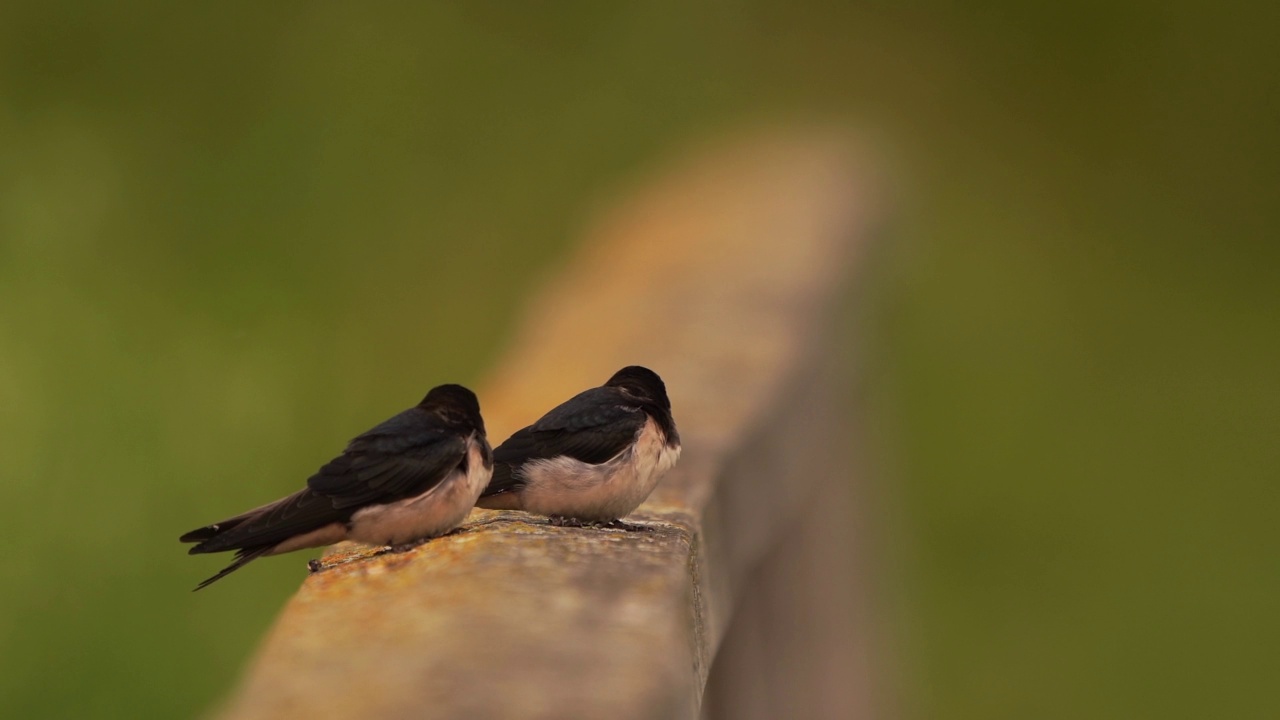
[419,384,485,433]
[605,365,670,408]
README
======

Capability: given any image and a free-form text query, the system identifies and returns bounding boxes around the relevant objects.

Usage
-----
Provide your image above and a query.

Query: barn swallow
[476,366,680,528]
[180,384,492,590]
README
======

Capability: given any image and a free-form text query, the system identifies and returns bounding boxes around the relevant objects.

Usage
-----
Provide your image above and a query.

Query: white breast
[347,435,492,547]
[518,416,680,521]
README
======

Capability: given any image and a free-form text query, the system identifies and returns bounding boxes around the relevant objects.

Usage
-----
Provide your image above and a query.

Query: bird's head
[419,384,486,435]
[604,365,671,411]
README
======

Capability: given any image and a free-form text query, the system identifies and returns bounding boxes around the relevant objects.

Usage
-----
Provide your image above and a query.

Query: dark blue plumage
[181,384,490,589]
[478,366,680,523]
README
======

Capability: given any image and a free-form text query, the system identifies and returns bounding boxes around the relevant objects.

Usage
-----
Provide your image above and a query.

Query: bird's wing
[187,409,468,554]
[186,487,343,554]
[306,410,469,510]
[483,389,645,496]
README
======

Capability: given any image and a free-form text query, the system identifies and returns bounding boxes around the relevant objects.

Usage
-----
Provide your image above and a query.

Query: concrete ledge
[214,130,875,720]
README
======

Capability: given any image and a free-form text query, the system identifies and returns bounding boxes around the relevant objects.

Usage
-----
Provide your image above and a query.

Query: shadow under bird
[477,365,680,528]
[180,384,492,590]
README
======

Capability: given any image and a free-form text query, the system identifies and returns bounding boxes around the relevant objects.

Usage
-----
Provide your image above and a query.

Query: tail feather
[193,546,272,591]
[182,489,336,557]
[181,494,301,544]
[180,497,282,543]
[180,515,252,544]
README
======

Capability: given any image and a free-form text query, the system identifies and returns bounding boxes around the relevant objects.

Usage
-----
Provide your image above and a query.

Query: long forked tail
[194,546,272,591]
[180,509,259,544]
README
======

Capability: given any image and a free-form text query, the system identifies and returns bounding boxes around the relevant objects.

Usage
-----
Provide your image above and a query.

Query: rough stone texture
[213,130,875,720]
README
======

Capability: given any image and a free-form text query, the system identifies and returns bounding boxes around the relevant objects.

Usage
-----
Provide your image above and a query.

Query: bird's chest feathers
[521,416,679,520]
[347,441,491,546]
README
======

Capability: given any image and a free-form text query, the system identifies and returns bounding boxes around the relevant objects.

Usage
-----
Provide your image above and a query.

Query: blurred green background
[1,2,1275,718]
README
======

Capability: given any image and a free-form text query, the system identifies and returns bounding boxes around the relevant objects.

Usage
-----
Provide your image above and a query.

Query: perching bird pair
[180,366,680,590]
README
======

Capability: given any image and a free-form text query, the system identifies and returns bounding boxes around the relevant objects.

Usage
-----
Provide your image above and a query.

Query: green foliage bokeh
[0,2,1275,718]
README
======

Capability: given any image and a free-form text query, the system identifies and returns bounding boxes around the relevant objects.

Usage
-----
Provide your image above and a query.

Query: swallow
[180,384,492,590]
[476,365,680,528]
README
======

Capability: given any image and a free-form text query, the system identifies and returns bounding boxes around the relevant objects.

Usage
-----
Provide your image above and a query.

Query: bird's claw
[547,516,651,532]
[547,515,589,528]
[388,538,428,554]
[603,519,653,532]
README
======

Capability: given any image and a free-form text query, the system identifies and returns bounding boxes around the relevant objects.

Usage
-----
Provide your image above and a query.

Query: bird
[476,365,680,528]
[180,384,492,590]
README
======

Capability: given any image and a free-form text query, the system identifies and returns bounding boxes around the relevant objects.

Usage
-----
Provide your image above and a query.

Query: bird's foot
[546,516,652,532]
[547,516,594,528]
[602,519,653,532]
[387,538,430,554]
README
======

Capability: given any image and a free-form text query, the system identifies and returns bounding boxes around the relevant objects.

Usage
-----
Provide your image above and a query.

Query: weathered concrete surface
[213,130,876,720]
